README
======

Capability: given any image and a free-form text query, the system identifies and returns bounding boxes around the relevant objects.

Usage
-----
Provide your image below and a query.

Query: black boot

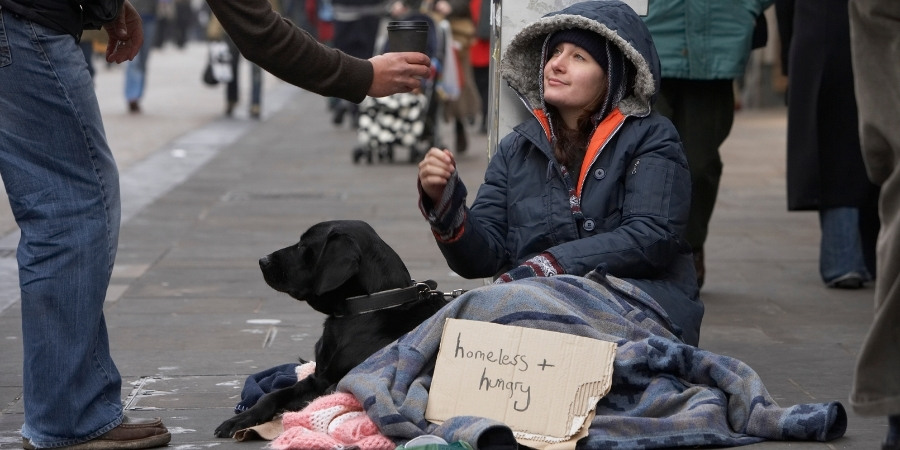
[884,415,900,450]
[693,248,705,289]
[455,120,468,153]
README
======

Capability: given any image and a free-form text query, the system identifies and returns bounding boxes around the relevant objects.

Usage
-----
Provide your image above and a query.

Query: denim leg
[124,16,157,102]
[79,41,95,78]
[124,54,145,102]
[819,207,872,283]
[0,11,123,447]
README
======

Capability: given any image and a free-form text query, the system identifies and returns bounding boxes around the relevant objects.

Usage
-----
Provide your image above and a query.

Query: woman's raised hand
[418,148,456,203]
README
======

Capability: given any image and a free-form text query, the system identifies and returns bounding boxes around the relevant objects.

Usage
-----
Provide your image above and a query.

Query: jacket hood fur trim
[500,1,660,119]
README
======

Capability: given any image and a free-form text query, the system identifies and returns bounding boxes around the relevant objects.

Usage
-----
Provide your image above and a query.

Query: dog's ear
[312,232,361,295]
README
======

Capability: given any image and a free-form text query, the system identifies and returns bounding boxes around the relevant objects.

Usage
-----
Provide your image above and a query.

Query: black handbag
[202,62,218,86]
[751,12,768,49]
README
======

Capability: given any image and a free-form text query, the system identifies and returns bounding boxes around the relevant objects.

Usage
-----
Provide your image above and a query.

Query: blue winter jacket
[424,1,703,345]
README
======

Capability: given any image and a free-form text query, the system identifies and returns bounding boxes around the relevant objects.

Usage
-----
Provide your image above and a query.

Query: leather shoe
[883,415,900,450]
[128,100,141,114]
[826,272,865,289]
[23,416,170,449]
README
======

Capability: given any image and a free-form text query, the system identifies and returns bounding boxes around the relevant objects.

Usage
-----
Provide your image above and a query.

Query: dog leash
[344,280,466,316]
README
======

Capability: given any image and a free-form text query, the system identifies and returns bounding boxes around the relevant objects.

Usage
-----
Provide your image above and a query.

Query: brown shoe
[23,416,170,450]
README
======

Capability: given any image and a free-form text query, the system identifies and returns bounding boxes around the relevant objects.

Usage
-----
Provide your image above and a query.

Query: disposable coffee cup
[386,21,429,54]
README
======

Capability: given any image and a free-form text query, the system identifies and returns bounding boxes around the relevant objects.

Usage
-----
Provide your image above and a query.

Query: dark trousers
[224,36,261,108]
[654,78,735,252]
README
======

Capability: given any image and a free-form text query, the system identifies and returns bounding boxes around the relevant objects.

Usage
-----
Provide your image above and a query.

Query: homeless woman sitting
[417,0,704,346]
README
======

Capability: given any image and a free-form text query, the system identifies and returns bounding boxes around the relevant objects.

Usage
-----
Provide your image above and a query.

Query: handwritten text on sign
[425,319,617,440]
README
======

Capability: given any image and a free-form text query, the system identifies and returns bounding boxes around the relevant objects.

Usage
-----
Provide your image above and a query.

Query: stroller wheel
[352,147,373,164]
[377,144,394,163]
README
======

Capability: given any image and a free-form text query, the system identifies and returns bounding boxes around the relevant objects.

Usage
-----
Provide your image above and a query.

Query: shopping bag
[204,40,233,85]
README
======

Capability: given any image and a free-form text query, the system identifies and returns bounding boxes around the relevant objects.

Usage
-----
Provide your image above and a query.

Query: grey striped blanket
[337,273,846,449]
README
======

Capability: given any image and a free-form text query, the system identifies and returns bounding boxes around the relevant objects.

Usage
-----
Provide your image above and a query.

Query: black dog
[215,220,450,438]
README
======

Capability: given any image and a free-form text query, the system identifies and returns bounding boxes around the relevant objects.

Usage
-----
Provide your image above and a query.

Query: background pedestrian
[848,0,900,447]
[775,0,879,289]
[641,0,774,288]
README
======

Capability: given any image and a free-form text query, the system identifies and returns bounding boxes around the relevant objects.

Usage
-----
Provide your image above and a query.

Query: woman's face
[543,42,608,121]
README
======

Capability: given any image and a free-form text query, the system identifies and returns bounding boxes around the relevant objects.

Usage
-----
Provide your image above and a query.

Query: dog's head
[259,220,412,315]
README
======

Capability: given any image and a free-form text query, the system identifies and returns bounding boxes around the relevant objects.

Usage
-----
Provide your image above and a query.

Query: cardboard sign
[425,319,617,448]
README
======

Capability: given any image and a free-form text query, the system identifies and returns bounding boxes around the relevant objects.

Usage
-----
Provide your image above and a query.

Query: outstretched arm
[206,0,429,102]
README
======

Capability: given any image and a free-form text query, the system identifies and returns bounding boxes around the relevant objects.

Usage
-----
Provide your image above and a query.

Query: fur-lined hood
[500,0,660,118]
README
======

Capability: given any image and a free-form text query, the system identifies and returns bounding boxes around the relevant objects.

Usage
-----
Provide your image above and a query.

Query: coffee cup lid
[387,20,429,31]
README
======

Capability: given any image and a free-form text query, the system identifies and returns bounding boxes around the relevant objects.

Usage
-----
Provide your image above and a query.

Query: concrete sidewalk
[0,43,888,449]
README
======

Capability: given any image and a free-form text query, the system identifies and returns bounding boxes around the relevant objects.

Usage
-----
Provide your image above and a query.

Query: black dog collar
[344,280,452,316]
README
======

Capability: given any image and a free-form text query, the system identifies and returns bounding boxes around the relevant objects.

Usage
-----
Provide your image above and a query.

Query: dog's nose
[259,255,272,268]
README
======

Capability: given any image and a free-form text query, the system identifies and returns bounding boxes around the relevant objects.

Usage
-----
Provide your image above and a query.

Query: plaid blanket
[337,273,847,449]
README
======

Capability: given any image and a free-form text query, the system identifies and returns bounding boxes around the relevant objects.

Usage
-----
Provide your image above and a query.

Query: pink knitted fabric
[295,361,316,380]
[269,392,395,450]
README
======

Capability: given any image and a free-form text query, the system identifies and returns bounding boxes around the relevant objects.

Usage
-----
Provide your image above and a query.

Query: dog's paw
[214,414,259,438]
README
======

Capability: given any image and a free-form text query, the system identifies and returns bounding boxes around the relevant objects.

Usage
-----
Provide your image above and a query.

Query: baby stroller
[352,12,449,164]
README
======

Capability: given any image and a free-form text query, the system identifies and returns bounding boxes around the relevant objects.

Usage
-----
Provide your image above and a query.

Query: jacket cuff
[522,252,563,277]
[494,252,563,284]
[418,170,467,242]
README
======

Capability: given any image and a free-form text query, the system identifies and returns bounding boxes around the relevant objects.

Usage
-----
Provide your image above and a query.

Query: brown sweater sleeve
[206,0,374,103]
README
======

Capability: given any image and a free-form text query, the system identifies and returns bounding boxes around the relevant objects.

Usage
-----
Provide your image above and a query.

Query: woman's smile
[546,76,568,87]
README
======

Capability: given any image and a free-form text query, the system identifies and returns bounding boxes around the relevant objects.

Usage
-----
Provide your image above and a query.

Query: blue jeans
[124,15,157,102]
[819,207,872,283]
[0,9,124,447]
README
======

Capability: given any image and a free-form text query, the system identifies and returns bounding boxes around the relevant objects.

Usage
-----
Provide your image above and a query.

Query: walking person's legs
[125,15,158,113]
[250,63,262,119]
[654,78,734,288]
[225,36,240,116]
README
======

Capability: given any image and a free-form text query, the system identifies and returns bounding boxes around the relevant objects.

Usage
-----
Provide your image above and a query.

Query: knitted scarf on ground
[269,391,394,450]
